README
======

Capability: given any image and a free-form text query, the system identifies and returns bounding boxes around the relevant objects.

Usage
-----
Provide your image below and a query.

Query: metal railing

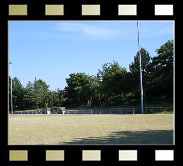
[11,107,173,115]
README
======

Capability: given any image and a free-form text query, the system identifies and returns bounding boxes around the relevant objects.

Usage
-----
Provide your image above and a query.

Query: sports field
[8,114,173,145]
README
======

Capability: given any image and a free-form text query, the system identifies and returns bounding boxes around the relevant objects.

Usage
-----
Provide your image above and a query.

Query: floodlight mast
[137,21,144,114]
[9,62,13,114]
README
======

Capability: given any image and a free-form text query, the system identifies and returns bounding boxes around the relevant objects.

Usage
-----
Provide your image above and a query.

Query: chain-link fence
[13,110,47,114]
[63,108,137,115]
[143,107,173,114]
[12,106,173,115]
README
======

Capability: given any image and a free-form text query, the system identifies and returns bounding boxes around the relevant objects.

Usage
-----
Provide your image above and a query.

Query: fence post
[133,108,134,114]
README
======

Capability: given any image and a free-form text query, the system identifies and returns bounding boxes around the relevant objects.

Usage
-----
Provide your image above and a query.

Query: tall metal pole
[137,21,144,114]
[9,62,13,114]
[50,85,53,107]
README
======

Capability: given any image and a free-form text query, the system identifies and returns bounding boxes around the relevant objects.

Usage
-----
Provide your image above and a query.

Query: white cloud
[53,21,173,41]
[55,22,118,38]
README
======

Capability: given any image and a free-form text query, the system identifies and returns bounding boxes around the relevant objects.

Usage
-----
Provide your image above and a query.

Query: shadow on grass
[61,130,173,145]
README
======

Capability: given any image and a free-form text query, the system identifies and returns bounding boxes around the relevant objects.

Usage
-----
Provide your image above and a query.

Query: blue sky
[9,21,174,91]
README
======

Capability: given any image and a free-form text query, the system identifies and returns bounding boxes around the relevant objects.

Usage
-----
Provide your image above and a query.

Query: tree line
[9,40,173,111]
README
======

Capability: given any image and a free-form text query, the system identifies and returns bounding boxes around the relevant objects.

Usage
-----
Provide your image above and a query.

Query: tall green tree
[64,73,91,106]
[24,81,35,109]
[149,40,173,101]
[98,61,128,105]
[56,88,67,106]
[33,79,49,108]
[87,75,100,106]
[10,77,25,110]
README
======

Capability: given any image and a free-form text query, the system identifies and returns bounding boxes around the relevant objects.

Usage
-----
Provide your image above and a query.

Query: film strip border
[7,148,177,165]
[0,1,179,166]
[5,0,176,19]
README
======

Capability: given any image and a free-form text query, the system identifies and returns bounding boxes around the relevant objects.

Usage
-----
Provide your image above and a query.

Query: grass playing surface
[8,114,173,145]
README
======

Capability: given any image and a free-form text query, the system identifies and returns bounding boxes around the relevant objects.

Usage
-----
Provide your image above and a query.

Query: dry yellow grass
[8,114,173,145]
